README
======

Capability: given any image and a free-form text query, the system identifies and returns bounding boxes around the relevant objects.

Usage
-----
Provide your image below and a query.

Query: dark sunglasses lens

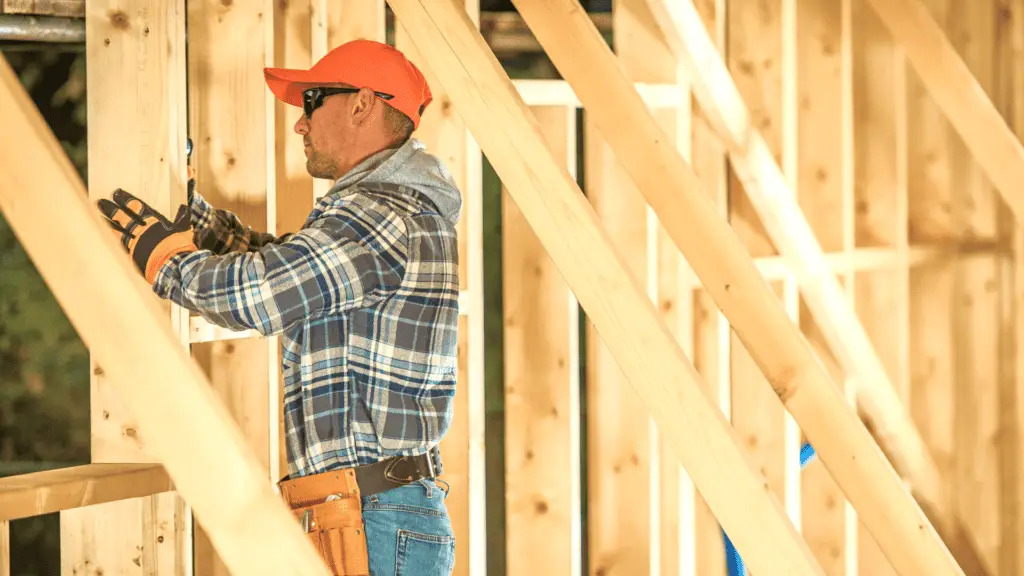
[303,92,314,118]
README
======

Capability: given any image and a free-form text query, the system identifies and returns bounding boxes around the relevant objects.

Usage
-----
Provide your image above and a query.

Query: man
[96,39,462,575]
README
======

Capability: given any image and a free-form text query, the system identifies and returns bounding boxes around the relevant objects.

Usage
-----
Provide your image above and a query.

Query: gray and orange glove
[97,189,197,284]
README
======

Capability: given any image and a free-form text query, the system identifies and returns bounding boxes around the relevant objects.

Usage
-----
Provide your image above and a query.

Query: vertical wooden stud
[688,1,731,573]
[723,0,795,561]
[186,0,277,572]
[997,1,1024,573]
[796,0,858,572]
[62,0,192,572]
[503,105,581,576]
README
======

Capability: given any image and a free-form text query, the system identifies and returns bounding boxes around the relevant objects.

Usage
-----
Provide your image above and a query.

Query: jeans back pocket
[395,529,455,576]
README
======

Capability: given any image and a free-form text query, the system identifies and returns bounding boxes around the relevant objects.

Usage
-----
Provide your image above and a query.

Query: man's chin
[306,159,335,180]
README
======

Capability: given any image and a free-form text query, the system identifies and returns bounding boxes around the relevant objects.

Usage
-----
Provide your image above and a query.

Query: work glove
[96,189,197,284]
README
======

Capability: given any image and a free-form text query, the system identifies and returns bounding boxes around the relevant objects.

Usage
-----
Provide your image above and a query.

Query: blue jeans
[360,479,455,575]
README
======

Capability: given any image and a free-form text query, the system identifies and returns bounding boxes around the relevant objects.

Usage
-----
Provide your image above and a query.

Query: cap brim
[264,67,323,108]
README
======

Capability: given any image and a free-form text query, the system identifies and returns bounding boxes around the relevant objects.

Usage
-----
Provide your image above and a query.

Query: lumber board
[0,464,173,521]
[0,521,8,576]
[383,1,823,574]
[795,0,858,572]
[851,1,913,572]
[644,0,949,528]
[185,0,278,572]
[395,3,487,575]
[67,0,192,572]
[584,1,683,572]
[0,53,329,576]
[686,2,731,574]
[724,0,803,552]
[863,0,1024,227]
[998,2,1024,573]
[512,0,960,573]
[503,105,581,576]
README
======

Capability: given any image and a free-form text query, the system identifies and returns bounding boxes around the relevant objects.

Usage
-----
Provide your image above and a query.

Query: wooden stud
[503,105,581,576]
[688,2,732,573]
[0,521,8,576]
[997,2,1024,573]
[62,0,192,572]
[0,54,329,574]
[383,1,822,573]
[795,0,858,572]
[186,0,279,572]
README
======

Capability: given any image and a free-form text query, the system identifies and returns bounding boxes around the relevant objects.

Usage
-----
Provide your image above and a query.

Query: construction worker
[95,39,461,575]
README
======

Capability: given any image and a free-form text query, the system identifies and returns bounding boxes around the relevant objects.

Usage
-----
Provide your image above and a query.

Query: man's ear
[350,88,376,124]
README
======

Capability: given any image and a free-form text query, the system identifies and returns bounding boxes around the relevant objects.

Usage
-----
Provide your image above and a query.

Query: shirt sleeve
[188,186,287,254]
[153,195,409,336]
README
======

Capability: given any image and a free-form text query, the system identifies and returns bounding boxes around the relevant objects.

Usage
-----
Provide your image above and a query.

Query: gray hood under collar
[324,138,463,227]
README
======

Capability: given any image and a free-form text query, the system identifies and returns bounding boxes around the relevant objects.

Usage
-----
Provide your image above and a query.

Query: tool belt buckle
[383,450,437,486]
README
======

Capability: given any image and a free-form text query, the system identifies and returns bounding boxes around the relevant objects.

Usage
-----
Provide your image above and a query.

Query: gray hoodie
[324,137,463,227]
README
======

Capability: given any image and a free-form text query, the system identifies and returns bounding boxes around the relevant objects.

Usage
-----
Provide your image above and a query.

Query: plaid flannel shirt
[152,180,460,478]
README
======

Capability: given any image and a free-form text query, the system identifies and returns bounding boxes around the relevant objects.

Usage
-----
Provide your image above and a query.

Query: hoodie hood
[325,138,462,226]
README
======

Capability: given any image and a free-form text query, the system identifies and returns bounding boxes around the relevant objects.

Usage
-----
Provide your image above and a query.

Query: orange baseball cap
[264,39,433,129]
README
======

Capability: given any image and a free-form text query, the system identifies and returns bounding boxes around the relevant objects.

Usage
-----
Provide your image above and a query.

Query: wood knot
[769,365,799,403]
[108,10,130,30]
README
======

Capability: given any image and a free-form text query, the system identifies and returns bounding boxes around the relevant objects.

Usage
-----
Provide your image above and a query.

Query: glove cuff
[142,231,197,284]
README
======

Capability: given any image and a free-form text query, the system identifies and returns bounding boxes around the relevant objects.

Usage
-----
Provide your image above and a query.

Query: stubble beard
[306,149,339,181]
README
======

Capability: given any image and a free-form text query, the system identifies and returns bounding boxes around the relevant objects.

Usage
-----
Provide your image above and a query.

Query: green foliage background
[1,47,90,576]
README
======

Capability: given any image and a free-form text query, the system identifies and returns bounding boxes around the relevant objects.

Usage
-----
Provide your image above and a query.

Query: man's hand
[97,189,197,284]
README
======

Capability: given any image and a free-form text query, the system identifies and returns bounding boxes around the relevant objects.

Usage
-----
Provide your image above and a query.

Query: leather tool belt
[277,447,444,575]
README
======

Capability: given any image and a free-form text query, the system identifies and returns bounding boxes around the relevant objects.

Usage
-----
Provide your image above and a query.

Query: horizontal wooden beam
[513,78,684,108]
[863,0,1024,225]
[0,54,328,575]
[681,245,942,288]
[385,0,822,573]
[0,464,173,521]
[512,0,961,574]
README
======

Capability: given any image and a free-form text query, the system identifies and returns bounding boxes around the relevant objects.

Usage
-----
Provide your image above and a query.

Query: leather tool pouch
[279,469,370,575]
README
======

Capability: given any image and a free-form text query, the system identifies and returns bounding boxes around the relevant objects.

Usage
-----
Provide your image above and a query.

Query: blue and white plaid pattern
[153,183,460,477]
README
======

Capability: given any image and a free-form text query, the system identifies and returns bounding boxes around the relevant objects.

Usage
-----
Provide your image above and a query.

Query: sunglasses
[302,86,395,119]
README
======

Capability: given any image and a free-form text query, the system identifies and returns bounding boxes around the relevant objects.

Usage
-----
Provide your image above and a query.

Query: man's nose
[294,115,308,135]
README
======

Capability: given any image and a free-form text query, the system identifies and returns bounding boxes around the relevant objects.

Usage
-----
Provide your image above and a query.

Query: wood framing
[644,0,941,502]
[0,55,328,573]
[61,0,192,571]
[185,0,278,571]
[508,0,962,574]
[638,0,981,570]
[0,464,172,521]
[864,0,1024,225]
[502,104,581,576]
[384,0,823,573]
